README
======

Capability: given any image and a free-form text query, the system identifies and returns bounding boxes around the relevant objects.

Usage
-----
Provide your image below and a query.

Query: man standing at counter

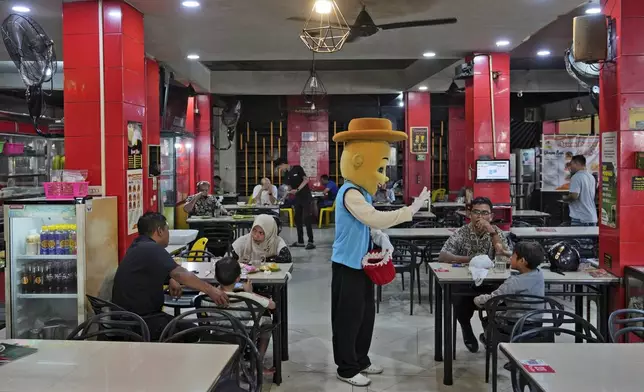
[563,155,597,226]
[275,158,315,250]
[112,212,228,340]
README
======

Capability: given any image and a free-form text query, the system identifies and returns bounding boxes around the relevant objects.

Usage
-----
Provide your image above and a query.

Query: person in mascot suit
[331,118,431,387]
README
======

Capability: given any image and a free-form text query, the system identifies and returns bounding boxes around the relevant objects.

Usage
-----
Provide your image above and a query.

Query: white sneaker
[336,373,371,387]
[361,364,384,374]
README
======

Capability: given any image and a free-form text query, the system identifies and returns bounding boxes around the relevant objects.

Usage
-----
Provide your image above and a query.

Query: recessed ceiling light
[496,40,510,47]
[418,86,428,91]
[398,101,404,107]
[181,1,200,7]
[585,7,601,14]
[314,0,333,14]
[537,50,551,57]
[423,52,436,58]
[12,5,30,13]
[186,54,200,60]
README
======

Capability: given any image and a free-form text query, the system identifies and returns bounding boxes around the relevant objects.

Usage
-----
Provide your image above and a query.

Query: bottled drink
[61,261,71,293]
[33,263,44,294]
[40,226,49,255]
[20,266,31,293]
[53,262,64,293]
[44,262,55,293]
[45,226,54,255]
[70,224,77,255]
[54,225,64,255]
[69,261,77,293]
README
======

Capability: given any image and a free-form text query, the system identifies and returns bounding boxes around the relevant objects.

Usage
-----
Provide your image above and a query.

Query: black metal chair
[608,308,644,343]
[377,240,422,315]
[508,308,604,392]
[67,311,150,342]
[511,220,534,228]
[86,294,126,315]
[478,294,564,392]
[202,223,236,256]
[160,308,262,392]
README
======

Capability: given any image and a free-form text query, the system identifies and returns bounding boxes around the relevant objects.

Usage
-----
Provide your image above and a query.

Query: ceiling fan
[288,3,457,43]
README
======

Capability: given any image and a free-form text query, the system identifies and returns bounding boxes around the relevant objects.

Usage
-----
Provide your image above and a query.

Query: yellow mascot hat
[333,118,407,143]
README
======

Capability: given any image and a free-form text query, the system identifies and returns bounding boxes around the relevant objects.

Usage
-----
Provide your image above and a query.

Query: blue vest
[331,182,372,270]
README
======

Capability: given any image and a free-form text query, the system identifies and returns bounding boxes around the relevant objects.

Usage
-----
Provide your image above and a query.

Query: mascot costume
[331,118,431,386]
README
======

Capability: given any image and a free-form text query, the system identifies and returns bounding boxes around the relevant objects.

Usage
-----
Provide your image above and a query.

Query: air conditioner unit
[454,61,474,80]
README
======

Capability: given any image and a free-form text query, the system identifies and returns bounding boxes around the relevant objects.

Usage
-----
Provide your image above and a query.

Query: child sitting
[474,241,546,339]
[215,257,276,369]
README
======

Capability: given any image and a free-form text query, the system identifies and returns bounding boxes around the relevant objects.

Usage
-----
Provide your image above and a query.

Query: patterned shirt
[185,195,223,217]
[441,224,510,263]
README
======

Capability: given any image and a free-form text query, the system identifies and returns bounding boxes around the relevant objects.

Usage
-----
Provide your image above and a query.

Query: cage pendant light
[300,0,351,53]
[302,52,327,107]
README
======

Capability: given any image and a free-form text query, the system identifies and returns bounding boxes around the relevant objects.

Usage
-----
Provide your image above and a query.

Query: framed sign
[409,127,429,154]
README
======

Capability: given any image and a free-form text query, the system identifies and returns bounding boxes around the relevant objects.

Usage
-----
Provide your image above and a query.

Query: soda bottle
[69,224,77,255]
[44,262,55,293]
[27,264,36,293]
[45,226,54,255]
[60,225,68,255]
[20,266,31,293]
[70,261,77,293]
[54,225,64,255]
[33,263,44,293]
[53,262,63,293]
[61,261,71,293]
[40,226,49,255]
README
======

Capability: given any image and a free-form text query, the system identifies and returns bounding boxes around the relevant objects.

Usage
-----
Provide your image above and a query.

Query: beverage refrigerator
[160,132,193,229]
[3,197,118,339]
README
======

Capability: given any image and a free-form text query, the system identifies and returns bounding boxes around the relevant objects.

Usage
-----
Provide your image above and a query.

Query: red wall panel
[286,96,329,183]
[404,92,432,202]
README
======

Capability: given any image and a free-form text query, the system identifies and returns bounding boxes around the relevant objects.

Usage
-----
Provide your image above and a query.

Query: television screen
[476,159,510,182]
[162,83,190,131]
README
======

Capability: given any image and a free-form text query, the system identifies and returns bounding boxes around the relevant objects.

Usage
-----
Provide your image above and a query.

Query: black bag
[547,241,580,272]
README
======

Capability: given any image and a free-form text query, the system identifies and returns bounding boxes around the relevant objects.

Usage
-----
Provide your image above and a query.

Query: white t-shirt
[226,292,272,326]
[252,184,278,205]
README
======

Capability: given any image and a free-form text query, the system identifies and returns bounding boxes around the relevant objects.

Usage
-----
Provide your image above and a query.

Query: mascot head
[333,118,407,195]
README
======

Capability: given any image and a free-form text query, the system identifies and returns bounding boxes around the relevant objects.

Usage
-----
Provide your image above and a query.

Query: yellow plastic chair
[281,207,294,227]
[187,237,208,262]
[318,201,336,228]
[432,188,447,202]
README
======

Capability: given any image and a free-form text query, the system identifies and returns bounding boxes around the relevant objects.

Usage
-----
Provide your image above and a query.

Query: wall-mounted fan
[1,14,57,135]
[216,100,241,150]
[288,4,456,43]
[564,46,600,111]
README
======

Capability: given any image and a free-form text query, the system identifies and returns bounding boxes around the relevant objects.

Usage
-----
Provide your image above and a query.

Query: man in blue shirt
[564,155,597,226]
[320,174,338,208]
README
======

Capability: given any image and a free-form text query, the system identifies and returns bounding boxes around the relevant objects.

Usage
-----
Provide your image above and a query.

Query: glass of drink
[494,260,507,274]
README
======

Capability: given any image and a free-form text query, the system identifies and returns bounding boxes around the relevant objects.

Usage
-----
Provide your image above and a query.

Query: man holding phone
[184,180,229,217]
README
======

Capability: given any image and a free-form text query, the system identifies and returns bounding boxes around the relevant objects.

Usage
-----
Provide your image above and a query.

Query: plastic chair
[431,188,446,202]
[280,207,294,227]
[67,311,150,342]
[608,308,644,343]
[187,237,209,261]
[479,294,564,392]
[318,200,336,228]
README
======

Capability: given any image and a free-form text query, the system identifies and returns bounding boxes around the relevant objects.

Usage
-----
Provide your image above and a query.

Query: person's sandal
[305,242,316,250]
[291,242,304,247]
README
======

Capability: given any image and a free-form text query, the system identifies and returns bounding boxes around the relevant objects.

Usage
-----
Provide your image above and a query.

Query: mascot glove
[371,229,394,254]
[410,186,431,214]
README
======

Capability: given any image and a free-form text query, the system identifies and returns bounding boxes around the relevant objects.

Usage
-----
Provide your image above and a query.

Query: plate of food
[259,262,280,272]
[242,264,259,274]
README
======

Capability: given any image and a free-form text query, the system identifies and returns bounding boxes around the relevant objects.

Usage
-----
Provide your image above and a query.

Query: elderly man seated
[251,177,278,205]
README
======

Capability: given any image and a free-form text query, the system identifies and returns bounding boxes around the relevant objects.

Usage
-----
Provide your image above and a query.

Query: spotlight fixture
[186,54,200,60]
[537,50,551,57]
[496,40,510,47]
[11,5,30,13]
[398,101,404,107]
[314,0,333,14]
[585,7,601,14]
[418,86,428,91]
[575,100,584,112]
[182,1,200,8]
[423,52,436,58]
[300,0,351,53]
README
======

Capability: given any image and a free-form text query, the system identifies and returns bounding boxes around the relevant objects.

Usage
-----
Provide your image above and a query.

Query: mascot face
[340,141,391,195]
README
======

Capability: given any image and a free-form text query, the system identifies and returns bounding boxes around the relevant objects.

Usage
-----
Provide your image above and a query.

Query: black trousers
[294,198,314,243]
[453,284,495,340]
[144,312,197,342]
[331,262,375,378]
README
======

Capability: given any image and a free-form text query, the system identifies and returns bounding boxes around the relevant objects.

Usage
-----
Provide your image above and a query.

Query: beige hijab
[232,214,285,262]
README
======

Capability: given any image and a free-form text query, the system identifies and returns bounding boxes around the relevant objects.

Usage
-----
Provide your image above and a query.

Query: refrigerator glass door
[6,204,80,339]
[175,137,192,203]
[160,137,176,207]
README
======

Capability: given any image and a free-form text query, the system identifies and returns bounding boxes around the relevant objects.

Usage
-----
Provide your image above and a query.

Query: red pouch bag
[361,247,395,285]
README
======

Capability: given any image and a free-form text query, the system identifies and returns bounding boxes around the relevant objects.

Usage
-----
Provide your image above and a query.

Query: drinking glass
[494,260,507,274]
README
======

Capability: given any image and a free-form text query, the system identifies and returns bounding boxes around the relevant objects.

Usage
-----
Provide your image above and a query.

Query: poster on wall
[601,132,617,228]
[127,121,143,170]
[541,135,600,191]
[127,169,144,235]
[410,127,429,154]
[299,144,318,179]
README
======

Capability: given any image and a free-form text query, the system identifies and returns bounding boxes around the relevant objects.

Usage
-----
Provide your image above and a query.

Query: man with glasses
[438,196,511,353]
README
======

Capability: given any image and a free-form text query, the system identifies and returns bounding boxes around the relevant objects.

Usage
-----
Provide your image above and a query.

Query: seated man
[319,174,338,208]
[438,196,511,353]
[213,175,224,195]
[112,212,228,340]
[184,180,229,217]
[373,183,395,204]
[251,178,278,205]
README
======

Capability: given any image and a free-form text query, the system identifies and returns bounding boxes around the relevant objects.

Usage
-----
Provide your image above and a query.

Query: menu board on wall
[300,144,318,179]
[601,132,617,228]
[410,127,429,154]
[541,135,600,192]
[127,169,143,235]
[127,121,143,170]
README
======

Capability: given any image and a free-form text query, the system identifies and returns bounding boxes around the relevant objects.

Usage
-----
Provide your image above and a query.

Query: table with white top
[429,262,619,386]
[511,226,598,240]
[0,340,237,392]
[187,215,256,237]
[456,209,551,226]
[179,261,293,385]
[432,201,466,209]
[413,211,437,220]
[223,204,281,212]
[499,343,643,392]
[165,244,187,255]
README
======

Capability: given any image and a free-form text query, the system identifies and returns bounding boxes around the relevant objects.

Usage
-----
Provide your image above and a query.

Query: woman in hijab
[231,214,292,263]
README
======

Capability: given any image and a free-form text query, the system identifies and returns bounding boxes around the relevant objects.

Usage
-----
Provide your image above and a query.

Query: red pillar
[145,59,160,212]
[599,0,644,294]
[403,92,432,202]
[286,96,329,183]
[195,95,213,184]
[448,106,466,196]
[63,0,146,259]
[464,53,511,203]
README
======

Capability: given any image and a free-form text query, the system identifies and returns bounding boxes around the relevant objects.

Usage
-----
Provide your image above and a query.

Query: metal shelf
[0,173,47,178]
[0,153,47,158]
[17,293,77,299]
[16,255,78,260]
